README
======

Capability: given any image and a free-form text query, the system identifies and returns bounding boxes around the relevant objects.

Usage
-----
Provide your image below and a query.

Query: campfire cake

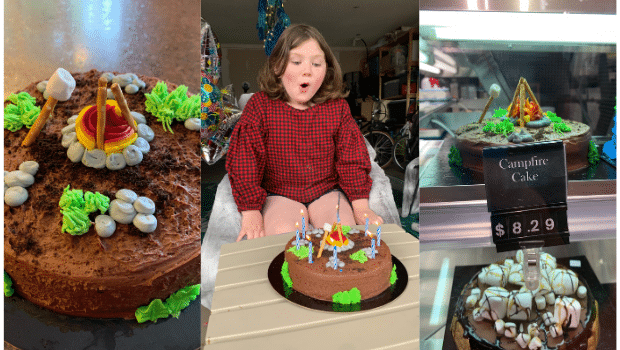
[283,224,394,302]
[451,251,599,350]
[4,69,201,319]
[453,78,593,173]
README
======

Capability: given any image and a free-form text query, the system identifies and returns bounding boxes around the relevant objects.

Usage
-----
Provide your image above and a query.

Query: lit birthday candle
[371,239,376,258]
[300,210,305,236]
[295,222,300,249]
[333,246,338,269]
[364,214,369,235]
[308,241,313,263]
[377,223,382,247]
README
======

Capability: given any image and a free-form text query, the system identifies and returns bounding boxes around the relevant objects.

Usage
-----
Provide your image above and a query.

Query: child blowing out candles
[227,24,383,241]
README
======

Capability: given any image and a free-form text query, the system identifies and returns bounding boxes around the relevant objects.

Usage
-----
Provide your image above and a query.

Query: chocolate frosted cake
[4,69,201,319]
[451,251,599,350]
[453,78,594,173]
[454,121,591,174]
[284,224,393,302]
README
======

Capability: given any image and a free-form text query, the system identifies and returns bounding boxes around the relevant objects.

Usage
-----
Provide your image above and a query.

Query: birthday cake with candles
[452,78,595,173]
[4,69,201,320]
[451,250,599,350]
[282,223,395,303]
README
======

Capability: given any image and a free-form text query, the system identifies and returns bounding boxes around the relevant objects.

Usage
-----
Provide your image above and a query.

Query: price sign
[483,140,569,252]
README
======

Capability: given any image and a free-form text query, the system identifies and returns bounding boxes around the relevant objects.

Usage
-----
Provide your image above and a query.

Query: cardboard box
[359,97,375,121]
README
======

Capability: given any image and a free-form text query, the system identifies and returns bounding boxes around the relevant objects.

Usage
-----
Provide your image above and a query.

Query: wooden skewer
[337,223,344,245]
[507,77,524,119]
[110,83,138,132]
[477,95,496,123]
[519,83,526,128]
[22,97,58,147]
[521,78,540,111]
[317,228,330,258]
[96,76,108,150]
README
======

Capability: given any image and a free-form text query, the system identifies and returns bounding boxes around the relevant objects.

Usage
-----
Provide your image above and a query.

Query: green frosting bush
[341,225,351,235]
[135,284,200,323]
[4,92,40,132]
[4,271,14,297]
[84,191,111,214]
[135,299,170,323]
[165,284,201,318]
[553,122,571,135]
[59,186,86,210]
[390,264,398,285]
[483,118,514,136]
[145,82,200,133]
[61,207,91,236]
[349,249,368,264]
[332,287,361,305]
[491,108,508,119]
[59,185,111,235]
[546,111,561,123]
[281,261,293,288]
[286,245,312,260]
[588,140,600,165]
[448,146,463,167]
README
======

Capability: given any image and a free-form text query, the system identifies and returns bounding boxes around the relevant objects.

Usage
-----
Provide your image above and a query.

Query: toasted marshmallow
[554,296,581,329]
[551,269,579,296]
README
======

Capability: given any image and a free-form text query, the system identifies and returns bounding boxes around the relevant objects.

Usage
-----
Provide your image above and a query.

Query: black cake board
[4,296,200,350]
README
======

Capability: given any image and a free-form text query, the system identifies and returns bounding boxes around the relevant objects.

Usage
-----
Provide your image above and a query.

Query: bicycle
[392,112,419,170]
[356,98,396,169]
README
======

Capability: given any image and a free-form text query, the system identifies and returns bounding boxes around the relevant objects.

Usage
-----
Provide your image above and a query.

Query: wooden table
[203,224,419,349]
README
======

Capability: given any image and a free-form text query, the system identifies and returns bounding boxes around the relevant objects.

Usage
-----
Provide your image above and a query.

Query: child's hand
[237,210,265,241]
[351,198,383,226]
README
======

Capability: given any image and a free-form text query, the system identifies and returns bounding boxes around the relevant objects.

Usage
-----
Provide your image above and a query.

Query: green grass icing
[59,185,110,235]
[491,108,508,119]
[390,264,398,285]
[286,245,312,260]
[145,82,200,133]
[135,284,200,323]
[4,271,14,297]
[281,261,293,288]
[588,140,600,165]
[448,146,463,167]
[4,92,40,132]
[349,249,368,264]
[332,287,361,305]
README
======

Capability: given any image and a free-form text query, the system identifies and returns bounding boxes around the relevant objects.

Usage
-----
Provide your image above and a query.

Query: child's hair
[258,24,347,105]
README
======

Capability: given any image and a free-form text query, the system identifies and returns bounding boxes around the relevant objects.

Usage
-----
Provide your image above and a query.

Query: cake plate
[441,256,615,350]
[4,296,200,350]
[267,252,408,312]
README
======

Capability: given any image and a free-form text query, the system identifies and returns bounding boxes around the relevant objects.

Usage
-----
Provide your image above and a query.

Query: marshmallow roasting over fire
[22,68,76,147]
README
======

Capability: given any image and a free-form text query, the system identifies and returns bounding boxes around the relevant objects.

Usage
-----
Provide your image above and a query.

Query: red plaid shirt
[226,92,372,211]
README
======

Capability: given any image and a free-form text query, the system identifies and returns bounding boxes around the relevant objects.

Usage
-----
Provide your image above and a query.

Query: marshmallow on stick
[22,68,76,147]
[477,84,501,123]
[96,76,108,150]
[111,83,138,132]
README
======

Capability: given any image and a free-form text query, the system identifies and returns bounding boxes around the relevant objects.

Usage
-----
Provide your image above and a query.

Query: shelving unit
[369,28,419,114]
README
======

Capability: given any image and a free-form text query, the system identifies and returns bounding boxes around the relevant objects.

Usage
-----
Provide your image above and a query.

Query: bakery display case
[417,2,616,349]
